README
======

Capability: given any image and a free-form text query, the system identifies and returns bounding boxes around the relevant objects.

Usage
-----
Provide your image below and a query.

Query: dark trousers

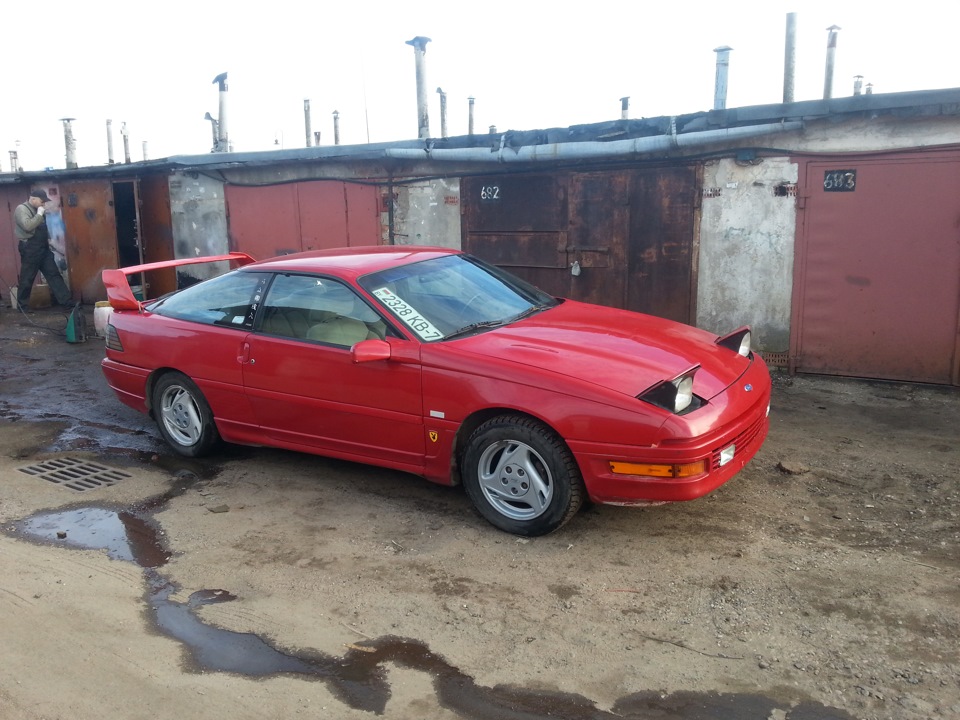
[17,237,72,308]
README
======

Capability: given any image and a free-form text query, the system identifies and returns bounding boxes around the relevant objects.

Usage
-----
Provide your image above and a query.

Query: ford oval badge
[744,384,753,392]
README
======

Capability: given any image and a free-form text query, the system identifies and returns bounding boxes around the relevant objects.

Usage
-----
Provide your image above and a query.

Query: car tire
[152,372,220,457]
[462,415,585,536]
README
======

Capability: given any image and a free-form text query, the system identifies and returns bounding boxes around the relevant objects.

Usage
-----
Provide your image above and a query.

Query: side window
[258,274,389,347]
[149,271,267,329]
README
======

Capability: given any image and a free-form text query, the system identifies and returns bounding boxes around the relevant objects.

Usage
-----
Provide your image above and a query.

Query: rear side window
[149,271,269,328]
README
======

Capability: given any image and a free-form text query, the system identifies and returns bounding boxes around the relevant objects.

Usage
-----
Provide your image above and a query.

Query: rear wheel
[462,416,585,536]
[152,372,220,457]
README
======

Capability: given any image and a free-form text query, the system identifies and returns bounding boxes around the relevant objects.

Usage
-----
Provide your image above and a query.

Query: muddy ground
[0,304,957,720]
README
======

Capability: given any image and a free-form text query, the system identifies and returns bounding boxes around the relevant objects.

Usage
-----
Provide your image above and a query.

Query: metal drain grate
[17,457,132,492]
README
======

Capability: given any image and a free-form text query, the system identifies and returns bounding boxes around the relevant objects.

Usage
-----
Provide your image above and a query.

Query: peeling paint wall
[390,179,461,248]
[697,157,797,352]
[168,172,229,281]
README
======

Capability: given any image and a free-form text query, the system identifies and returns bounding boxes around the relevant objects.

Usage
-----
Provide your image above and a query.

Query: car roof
[243,245,460,280]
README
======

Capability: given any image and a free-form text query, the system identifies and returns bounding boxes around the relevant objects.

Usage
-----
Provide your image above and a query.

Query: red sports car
[101,247,770,536]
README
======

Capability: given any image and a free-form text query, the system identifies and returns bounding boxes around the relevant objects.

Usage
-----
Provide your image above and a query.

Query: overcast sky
[4,0,957,171]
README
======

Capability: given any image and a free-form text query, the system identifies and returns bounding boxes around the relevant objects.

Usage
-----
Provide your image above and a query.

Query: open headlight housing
[639,367,702,414]
[716,327,752,357]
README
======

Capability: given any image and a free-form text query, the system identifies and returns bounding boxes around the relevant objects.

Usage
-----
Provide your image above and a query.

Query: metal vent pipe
[853,75,863,96]
[468,97,475,136]
[61,118,78,169]
[823,26,840,99]
[9,151,19,172]
[142,141,149,161]
[333,110,340,145]
[713,46,732,110]
[783,13,797,103]
[121,122,131,164]
[620,96,630,119]
[384,121,803,163]
[304,99,313,147]
[212,72,229,151]
[106,119,115,164]
[203,112,219,152]
[405,36,431,139]
[437,87,448,138]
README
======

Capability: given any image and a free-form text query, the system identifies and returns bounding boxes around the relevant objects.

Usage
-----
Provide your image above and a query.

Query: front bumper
[570,360,771,505]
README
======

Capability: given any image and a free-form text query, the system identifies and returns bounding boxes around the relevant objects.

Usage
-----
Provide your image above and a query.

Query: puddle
[7,504,856,719]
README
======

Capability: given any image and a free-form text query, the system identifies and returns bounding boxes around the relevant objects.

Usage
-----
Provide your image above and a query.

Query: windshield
[359,254,557,342]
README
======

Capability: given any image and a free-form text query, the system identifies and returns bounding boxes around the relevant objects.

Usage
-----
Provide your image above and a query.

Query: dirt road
[1,306,957,720]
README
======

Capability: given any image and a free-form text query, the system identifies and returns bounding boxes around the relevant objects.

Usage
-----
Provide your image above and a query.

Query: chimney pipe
[121,122,131,164]
[61,118,78,169]
[106,119,115,164]
[783,13,797,103]
[212,72,229,152]
[304,99,312,147]
[823,26,841,99]
[468,97,475,136]
[405,36,431,139]
[142,141,149,161]
[314,131,321,146]
[9,151,19,172]
[713,46,732,110]
[488,125,497,135]
[620,96,630,120]
[203,112,219,152]
[333,110,340,145]
[437,87,448,138]
[853,75,864,96]
[865,83,873,95]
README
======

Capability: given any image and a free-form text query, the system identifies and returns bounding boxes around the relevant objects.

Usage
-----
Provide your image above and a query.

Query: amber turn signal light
[609,460,707,478]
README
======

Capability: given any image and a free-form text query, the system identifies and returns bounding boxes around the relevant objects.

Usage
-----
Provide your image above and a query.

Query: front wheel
[151,372,220,457]
[462,416,585,536]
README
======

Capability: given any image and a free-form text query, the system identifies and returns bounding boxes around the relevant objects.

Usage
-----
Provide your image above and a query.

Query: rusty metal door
[567,172,628,305]
[139,175,176,298]
[462,168,697,322]
[793,152,960,384]
[461,173,570,296]
[626,167,699,324]
[0,184,27,295]
[59,180,118,302]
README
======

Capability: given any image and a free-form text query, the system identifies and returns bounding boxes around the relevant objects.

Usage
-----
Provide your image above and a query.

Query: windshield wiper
[444,319,506,340]
[509,302,552,322]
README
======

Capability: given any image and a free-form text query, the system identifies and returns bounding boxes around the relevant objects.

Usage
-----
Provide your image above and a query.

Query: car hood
[452,301,751,401]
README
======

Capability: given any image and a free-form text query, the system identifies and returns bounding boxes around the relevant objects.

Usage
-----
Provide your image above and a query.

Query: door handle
[238,342,251,365]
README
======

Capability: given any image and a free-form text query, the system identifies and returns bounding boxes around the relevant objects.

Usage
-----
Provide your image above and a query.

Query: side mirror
[352,338,391,363]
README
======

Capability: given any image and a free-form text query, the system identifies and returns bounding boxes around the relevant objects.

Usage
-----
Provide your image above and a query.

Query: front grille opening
[17,457,132,492]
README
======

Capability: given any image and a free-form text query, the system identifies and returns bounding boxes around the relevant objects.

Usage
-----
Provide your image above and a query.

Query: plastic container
[94,301,114,337]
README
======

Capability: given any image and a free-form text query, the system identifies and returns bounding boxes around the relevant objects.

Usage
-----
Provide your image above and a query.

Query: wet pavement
[7,499,856,718]
[0,305,859,719]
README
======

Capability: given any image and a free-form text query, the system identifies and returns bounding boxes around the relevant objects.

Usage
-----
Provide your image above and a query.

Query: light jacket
[14,202,45,240]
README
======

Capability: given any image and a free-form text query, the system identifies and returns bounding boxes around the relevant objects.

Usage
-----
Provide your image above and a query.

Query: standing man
[14,189,72,311]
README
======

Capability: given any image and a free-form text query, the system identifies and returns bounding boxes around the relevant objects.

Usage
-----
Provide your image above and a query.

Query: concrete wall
[168,172,229,281]
[697,157,797,353]
[390,179,461,248]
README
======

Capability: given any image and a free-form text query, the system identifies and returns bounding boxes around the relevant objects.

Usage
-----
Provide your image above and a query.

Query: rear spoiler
[102,252,256,311]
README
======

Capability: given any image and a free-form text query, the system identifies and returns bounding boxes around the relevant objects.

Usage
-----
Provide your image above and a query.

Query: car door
[241,273,425,471]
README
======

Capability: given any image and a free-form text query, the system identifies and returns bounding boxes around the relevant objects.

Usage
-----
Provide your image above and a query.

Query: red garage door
[225,181,380,260]
[792,150,960,385]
